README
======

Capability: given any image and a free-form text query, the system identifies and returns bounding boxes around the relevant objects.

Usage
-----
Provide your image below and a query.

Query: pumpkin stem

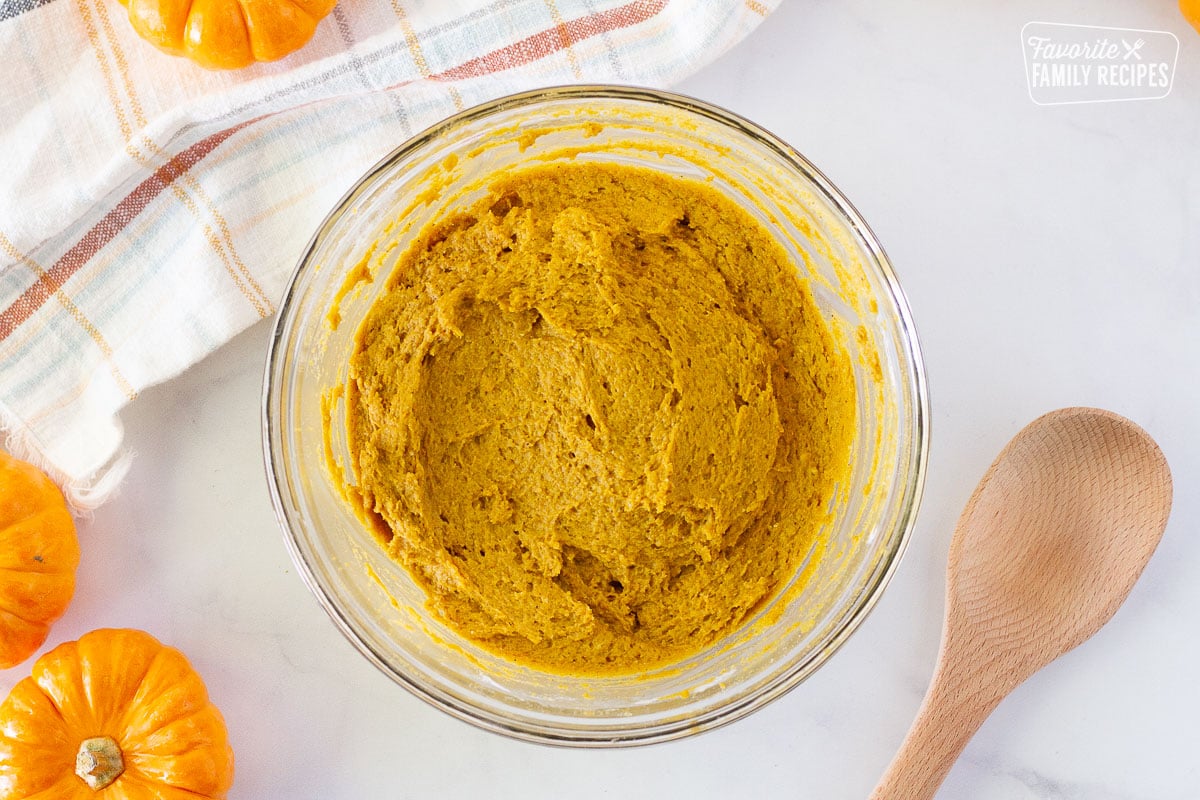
[75,736,124,791]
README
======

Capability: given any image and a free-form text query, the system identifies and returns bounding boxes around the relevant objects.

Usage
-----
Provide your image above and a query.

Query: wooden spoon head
[946,407,1172,679]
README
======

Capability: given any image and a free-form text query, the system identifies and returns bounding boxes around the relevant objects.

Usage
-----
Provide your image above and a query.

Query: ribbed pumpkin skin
[0,628,235,799]
[0,452,79,670]
[116,0,337,70]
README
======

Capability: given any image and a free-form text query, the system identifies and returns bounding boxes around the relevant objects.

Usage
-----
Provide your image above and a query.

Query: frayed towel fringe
[0,407,131,516]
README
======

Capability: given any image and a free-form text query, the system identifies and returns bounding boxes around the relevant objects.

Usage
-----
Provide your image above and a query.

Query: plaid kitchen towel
[0,0,779,510]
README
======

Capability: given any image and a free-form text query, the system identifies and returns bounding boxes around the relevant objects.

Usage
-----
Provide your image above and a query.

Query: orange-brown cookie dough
[345,162,856,674]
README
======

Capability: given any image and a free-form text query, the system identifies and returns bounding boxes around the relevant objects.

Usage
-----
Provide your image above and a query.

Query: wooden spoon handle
[870,662,1006,800]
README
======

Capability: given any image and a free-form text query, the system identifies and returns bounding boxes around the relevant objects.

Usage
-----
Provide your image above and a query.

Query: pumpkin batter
[345,162,856,674]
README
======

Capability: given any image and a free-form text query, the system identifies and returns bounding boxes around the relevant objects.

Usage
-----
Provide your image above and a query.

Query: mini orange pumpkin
[0,628,235,799]
[117,0,337,69]
[0,452,79,670]
[1183,0,1200,34]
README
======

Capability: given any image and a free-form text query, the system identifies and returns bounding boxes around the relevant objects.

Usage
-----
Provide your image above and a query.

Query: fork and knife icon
[1122,38,1146,59]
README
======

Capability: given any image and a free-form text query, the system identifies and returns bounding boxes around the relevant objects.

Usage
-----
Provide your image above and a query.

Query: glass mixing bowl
[263,86,928,746]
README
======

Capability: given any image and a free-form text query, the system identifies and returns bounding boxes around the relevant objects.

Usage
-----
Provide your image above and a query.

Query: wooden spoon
[871,407,1172,799]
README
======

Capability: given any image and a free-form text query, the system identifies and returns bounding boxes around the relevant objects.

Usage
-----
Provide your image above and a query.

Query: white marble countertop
[5,1,1199,797]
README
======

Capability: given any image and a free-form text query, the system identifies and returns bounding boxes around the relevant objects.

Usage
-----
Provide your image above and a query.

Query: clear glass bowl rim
[262,84,931,747]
